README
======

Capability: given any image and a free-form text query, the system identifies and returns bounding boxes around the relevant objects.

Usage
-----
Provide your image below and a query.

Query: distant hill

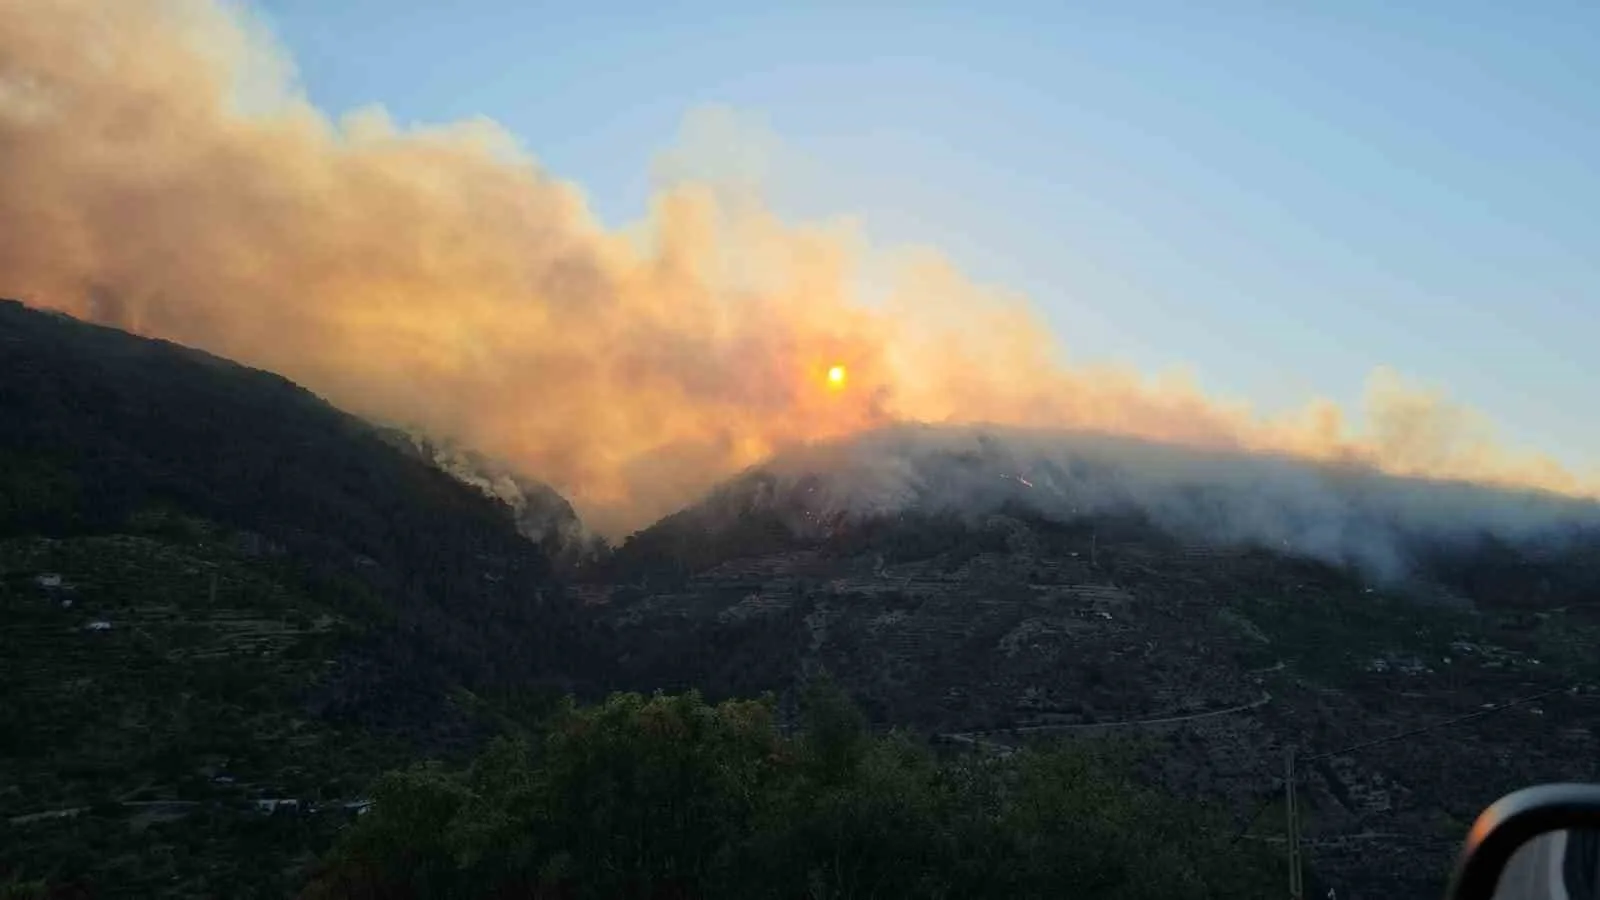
[603,422,1600,607]
[0,299,598,895]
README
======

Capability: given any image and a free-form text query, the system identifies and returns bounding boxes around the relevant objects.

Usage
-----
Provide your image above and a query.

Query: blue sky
[251,0,1599,468]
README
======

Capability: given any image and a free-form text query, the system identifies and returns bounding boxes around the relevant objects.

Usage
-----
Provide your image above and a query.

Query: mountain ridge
[0,299,600,895]
[5,299,1598,899]
[602,422,1600,608]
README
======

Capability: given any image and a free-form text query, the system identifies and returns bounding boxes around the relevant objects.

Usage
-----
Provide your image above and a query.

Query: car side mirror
[1446,783,1600,900]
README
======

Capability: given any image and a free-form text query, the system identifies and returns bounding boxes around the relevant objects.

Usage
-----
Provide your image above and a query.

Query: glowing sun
[826,365,847,389]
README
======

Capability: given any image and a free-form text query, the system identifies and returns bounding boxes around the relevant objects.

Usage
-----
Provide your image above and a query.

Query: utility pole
[1285,745,1304,900]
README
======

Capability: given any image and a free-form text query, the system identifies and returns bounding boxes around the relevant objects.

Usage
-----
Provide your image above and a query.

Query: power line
[1286,746,1304,900]
[1232,791,1280,845]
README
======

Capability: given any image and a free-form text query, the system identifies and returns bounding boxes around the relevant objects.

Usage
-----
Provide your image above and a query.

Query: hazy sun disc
[827,365,847,389]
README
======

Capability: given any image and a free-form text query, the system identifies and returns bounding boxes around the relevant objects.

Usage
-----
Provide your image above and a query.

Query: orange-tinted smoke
[0,0,1593,536]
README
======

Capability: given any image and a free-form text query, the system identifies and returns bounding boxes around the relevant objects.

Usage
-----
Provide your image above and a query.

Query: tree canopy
[307,684,1276,900]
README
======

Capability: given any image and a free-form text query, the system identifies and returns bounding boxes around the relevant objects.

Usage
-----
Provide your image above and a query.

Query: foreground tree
[305,687,1276,899]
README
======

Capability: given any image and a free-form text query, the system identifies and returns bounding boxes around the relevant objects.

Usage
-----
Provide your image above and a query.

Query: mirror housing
[1447,783,1600,900]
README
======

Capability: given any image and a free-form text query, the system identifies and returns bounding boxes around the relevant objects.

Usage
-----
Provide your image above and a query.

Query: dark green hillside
[0,299,596,695]
[0,300,595,896]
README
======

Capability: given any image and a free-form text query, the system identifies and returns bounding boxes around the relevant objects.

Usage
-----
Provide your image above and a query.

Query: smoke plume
[2,0,1595,538]
[750,424,1600,581]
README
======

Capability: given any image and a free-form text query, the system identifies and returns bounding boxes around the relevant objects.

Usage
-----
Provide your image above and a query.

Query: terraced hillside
[0,525,421,895]
[0,300,594,896]
[6,297,1597,899]
[597,511,1600,899]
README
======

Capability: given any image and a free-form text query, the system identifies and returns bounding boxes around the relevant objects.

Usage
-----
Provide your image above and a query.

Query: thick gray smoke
[752,424,1600,581]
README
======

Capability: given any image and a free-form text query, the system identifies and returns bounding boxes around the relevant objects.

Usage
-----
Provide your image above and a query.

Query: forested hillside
[0,300,598,895]
[6,300,1596,900]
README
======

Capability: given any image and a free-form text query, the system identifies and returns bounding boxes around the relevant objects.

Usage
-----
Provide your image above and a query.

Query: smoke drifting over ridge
[745,424,1600,581]
[2,0,1596,539]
